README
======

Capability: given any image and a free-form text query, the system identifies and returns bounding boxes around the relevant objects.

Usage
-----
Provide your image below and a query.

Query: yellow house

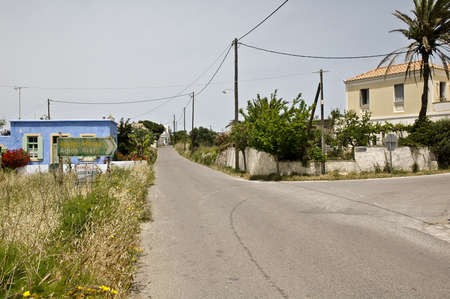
[345,61,450,124]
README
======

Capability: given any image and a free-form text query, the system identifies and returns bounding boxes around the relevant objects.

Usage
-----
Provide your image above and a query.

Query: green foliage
[117,118,134,156]
[190,127,217,149]
[172,130,189,145]
[404,118,450,168]
[129,127,153,159]
[139,120,165,137]
[118,118,163,160]
[241,90,311,162]
[230,121,249,152]
[0,164,154,297]
[335,110,378,148]
[190,146,219,166]
[59,192,115,240]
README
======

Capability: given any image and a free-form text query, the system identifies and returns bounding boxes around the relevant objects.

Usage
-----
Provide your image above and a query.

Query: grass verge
[0,163,154,298]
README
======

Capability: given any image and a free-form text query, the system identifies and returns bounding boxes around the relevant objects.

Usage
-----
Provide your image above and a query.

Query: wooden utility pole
[183,107,186,151]
[191,91,195,132]
[191,91,195,152]
[319,69,326,174]
[173,114,176,138]
[233,38,240,171]
[47,99,51,120]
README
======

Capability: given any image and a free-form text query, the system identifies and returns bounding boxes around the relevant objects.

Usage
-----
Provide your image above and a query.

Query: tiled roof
[345,61,447,82]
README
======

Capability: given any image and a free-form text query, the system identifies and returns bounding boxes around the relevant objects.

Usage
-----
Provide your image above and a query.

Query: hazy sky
[0,0,413,131]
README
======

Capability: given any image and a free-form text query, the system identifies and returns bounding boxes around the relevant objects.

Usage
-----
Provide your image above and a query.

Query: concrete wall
[354,146,434,172]
[217,146,436,176]
[16,160,146,174]
[217,147,315,176]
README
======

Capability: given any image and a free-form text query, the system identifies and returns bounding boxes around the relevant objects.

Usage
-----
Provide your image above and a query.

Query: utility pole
[47,99,51,120]
[14,86,24,119]
[233,38,240,171]
[191,91,195,152]
[183,107,186,151]
[191,91,195,132]
[319,69,327,175]
[173,114,176,136]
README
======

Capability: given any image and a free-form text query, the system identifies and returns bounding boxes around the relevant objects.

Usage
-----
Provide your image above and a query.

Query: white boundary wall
[217,147,436,176]
[16,160,147,174]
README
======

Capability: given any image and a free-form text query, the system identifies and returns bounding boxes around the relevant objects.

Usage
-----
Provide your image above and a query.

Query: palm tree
[380,0,450,122]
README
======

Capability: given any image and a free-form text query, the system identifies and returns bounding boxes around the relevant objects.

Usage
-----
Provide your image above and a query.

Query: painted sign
[58,137,117,157]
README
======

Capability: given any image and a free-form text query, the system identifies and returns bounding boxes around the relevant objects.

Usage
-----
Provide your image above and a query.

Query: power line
[129,42,233,120]
[196,43,233,96]
[50,92,192,105]
[238,0,289,41]
[239,42,407,60]
[178,42,234,95]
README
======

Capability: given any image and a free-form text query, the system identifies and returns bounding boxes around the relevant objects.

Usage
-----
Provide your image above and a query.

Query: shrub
[191,146,219,166]
[404,118,450,169]
[1,149,30,169]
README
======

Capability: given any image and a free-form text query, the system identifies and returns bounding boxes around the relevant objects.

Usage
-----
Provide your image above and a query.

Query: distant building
[345,62,450,124]
[0,119,117,165]
[158,125,170,146]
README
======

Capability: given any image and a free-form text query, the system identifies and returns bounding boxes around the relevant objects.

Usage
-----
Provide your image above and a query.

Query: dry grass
[0,163,154,298]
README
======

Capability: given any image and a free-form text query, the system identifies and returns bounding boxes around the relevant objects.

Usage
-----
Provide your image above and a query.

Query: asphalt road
[132,147,450,299]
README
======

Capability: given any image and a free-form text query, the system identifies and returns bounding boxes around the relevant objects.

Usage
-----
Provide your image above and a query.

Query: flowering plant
[1,149,30,169]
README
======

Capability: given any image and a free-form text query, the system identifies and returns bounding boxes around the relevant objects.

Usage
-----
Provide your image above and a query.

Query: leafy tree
[380,0,450,121]
[403,118,450,168]
[129,127,153,159]
[190,127,217,149]
[335,110,379,157]
[241,91,311,173]
[117,118,134,156]
[172,130,188,146]
[139,120,165,138]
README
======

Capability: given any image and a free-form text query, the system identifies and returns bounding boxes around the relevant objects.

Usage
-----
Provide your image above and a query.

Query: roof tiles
[345,61,447,82]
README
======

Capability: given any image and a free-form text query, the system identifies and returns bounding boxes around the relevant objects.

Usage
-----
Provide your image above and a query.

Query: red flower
[1,149,30,169]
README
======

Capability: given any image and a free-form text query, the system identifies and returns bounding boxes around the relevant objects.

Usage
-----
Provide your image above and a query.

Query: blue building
[0,119,117,165]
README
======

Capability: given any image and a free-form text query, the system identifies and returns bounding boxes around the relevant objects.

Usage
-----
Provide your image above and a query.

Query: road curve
[132,147,450,299]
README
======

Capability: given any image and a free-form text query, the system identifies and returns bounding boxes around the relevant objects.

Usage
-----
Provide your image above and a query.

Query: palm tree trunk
[419,54,431,122]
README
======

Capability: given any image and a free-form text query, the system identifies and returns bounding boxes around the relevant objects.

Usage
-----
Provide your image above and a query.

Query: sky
[0,0,413,131]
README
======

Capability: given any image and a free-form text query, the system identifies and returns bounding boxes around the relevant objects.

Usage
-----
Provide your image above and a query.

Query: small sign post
[58,137,117,181]
[384,133,398,173]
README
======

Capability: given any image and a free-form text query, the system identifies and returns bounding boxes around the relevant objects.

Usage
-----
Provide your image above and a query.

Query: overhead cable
[195,43,233,96]
[49,92,192,105]
[239,42,407,60]
[238,0,289,41]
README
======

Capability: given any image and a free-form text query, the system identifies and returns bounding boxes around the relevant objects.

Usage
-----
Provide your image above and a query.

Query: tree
[117,118,134,156]
[190,127,217,149]
[335,110,379,158]
[380,0,450,122]
[139,120,165,138]
[241,91,311,174]
[129,127,153,159]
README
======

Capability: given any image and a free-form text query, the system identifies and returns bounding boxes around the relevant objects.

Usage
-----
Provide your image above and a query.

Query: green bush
[404,118,450,169]
[191,146,219,166]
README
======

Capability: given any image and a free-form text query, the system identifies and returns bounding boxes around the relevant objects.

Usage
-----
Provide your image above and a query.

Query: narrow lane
[132,147,450,298]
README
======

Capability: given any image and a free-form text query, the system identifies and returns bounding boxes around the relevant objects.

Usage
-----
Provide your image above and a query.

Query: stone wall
[217,146,436,176]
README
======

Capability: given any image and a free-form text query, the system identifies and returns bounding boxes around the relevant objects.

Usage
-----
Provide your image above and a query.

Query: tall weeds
[0,163,153,298]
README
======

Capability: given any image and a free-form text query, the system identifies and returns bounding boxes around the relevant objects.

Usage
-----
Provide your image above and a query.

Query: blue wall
[0,119,117,165]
